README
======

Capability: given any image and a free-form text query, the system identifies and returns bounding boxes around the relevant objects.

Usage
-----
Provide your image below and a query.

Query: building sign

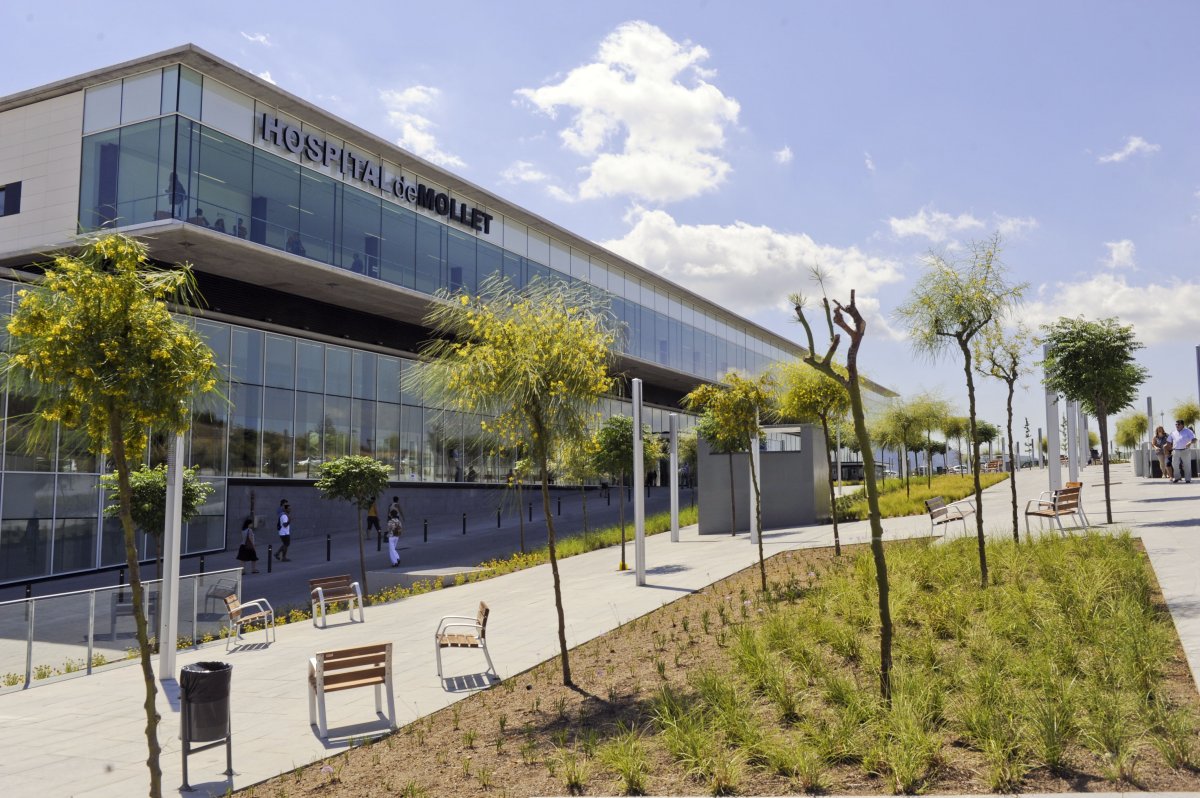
[259,114,493,234]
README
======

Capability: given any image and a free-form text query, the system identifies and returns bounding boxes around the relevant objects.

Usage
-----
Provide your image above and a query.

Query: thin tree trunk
[961,340,988,588]
[356,507,369,596]
[822,418,841,555]
[1005,379,1019,543]
[750,454,766,592]
[540,459,571,686]
[926,431,933,488]
[1099,406,1113,524]
[903,443,911,498]
[516,481,525,553]
[109,414,162,798]
[727,452,737,535]
[579,486,588,535]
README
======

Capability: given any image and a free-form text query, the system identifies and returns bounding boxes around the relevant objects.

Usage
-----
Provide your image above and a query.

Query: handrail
[0,567,243,690]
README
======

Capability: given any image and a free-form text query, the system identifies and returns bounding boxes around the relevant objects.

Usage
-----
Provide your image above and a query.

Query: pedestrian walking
[386,508,403,567]
[236,516,259,573]
[1169,420,1196,484]
[276,501,292,560]
[366,497,381,539]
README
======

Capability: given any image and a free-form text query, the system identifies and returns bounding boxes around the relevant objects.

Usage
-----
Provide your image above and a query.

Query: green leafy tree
[895,234,1025,587]
[553,433,599,535]
[776,360,851,554]
[3,233,218,798]
[592,414,663,570]
[975,321,1035,541]
[791,281,894,701]
[1114,412,1149,457]
[678,429,698,484]
[685,372,774,592]
[1172,399,1200,427]
[418,275,616,686]
[879,400,924,497]
[1041,317,1148,523]
[101,463,215,580]
[942,415,970,476]
[909,394,952,488]
[692,401,741,537]
[314,455,392,594]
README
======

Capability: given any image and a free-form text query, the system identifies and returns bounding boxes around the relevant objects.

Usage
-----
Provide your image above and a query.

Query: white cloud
[501,161,550,184]
[773,146,793,165]
[602,207,904,331]
[1098,135,1160,163]
[864,152,876,173]
[240,32,271,46]
[516,21,740,203]
[1102,239,1137,270]
[379,86,465,169]
[995,215,1038,238]
[1023,273,1199,343]
[888,206,985,243]
[256,70,276,85]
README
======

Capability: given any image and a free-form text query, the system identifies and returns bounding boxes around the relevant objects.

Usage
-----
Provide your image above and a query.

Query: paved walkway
[0,466,1197,797]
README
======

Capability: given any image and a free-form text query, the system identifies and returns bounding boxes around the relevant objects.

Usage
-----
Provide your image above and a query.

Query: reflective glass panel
[250,152,300,251]
[380,202,416,288]
[262,387,294,478]
[228,382,262,477]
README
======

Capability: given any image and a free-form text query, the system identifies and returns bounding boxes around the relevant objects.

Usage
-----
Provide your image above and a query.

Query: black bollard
[528,502,533,522]
[497,509,501,528]
[199,556,205,575]
[423,519,428,543]
[326,534,331,562]
[267,545,273,573]
[118,568,125,602]
[462,512,466,535]
[25,583,32,600]
[557,496,561,516]
[607,491,611,506]
[377,528,382,552]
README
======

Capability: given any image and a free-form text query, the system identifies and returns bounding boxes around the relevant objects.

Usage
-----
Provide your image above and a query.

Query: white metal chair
[434,601,494,680]
[223,594,275,650]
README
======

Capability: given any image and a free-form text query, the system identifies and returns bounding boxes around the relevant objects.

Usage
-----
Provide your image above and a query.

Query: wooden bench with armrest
[309,575,365,628]
[307,642,396,738]
[1024,485,1085,535]
[924,496,976,538]
[434,601,495,680]
[223,594,275,651]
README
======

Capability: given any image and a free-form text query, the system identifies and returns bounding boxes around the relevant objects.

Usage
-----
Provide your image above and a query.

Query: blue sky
[4,1,1199,445]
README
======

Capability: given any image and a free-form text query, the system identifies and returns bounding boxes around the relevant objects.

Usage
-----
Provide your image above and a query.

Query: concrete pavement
[0,465,1197,797]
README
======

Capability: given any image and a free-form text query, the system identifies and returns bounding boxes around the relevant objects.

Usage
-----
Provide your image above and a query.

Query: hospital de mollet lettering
[260,113,494,233]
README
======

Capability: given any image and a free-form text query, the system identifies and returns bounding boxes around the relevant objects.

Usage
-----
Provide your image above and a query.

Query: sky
[3,1,1199,449]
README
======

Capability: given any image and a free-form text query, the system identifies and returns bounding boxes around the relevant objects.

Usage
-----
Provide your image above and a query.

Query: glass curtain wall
[79,116,775,384]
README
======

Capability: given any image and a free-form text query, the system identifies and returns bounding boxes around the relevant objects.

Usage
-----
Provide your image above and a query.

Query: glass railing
[0,567,242,690]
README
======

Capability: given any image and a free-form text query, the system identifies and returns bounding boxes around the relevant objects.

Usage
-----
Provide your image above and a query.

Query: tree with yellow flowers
[775,360,850,555]
[418,275,616,686]
[684,372,775,592]
[4,233,218,798]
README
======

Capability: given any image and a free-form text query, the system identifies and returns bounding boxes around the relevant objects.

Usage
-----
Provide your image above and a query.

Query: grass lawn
[248,531,1200,796]
[837,472,1010,520]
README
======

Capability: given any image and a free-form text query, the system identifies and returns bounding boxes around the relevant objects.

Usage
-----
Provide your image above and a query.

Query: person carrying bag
[236,516,260,573]
[386,508,403,567]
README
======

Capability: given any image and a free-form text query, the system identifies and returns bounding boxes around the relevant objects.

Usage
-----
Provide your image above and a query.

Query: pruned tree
[101,463,214,583]
[314,454,392,594]
[592,414,662,570]
[942,415,970,475]
[418,275,617,686]
[693,403,740,536]
[791,280,894,701]
[684,372,775,591]
[895,233,1026,588]
[879,400,923,497]
[1040,317,1148,524]
[553,433,600,535]
[975,321,1035,542]
[909,394,952,488]
[775,359,851,554]
[3,233,218,798]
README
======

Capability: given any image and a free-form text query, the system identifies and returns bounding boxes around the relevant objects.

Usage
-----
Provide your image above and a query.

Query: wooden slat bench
[309,575,365,628]
[924,496,976,537]
[223,594,275,651]
[1024,485,1085,535]
[307,642,396,739]
[434,601,495,680]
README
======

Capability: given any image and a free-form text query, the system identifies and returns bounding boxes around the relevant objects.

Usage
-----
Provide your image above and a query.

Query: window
[0,182,20,217]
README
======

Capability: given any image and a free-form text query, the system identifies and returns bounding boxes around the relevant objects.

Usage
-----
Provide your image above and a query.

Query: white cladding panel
[0,92,85,256]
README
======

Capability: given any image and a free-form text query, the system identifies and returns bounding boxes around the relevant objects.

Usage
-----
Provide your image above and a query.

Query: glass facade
[78,68,796,383]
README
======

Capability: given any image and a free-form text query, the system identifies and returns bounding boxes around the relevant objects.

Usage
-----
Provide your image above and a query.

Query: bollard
[627,486,632,502]
[118,568,125,602]
[557,496,561,516]
[326,534,331,562]
[462,512,467,535]
[267,545,273,573]
[607,491,611,506]
[376,528,382,552]
[198,556,205,575]
[25,583,32,600]
[423,519,428,543]
[497,509,501,528]
[528,502,533,522]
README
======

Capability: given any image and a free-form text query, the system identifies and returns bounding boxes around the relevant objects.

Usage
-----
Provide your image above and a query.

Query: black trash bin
[180,661,233,790]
